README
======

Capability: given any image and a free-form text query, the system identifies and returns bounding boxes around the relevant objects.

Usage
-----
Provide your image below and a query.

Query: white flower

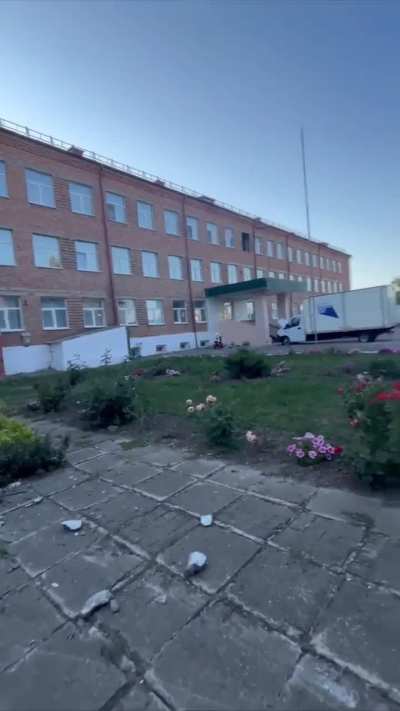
[196,403,206,412]
[187,406,195,414]
[206,395,217,404]
[186,399,193,406]
[245,430,257,444]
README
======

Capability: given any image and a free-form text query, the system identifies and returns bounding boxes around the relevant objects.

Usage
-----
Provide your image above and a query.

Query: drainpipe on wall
[97,166,119,326]
[181,194,199,349]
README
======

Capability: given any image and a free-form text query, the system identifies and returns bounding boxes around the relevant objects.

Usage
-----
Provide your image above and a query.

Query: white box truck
[277,285,400,345]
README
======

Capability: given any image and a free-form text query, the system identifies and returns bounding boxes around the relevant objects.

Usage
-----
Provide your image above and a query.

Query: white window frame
[312,253,318,267]
[306,277,312,292]
[117,298,137,325]
[278,272,285,280]
[270,301,278,321]
[164,210,180,236]
[0,295,23,331]
[25,169,55,208]
[186,216,198,240]
[75,240,99,272]
[0,228,16,266]
[106,192,127,223]
[332,260,337,273]
[33,234,61,269]
[194,299,207,323]
[269,270,276,278]
[243,266,252,281]
[338,261,342,273]
[321,280,326,293]
[267,241,274,258]
[210,261,222,284]
[83,299,106,328]
[304,251,310,266]
[0,161,8,198]
[288,246,293,262]
[313,278,319,292]
[173,300,187,324]
[224,227,235,248]
[296,249,302,264]
[69,182,93,215]
[254,237,262,255]
[146,299,165,325]
[137,201,154,229]
[168,255,183,280]
[320,255,325,269]
[206,222,219,245]
[190,258,203,282]
[141,250,159,278]
[276,242,284,260]
[256,268,264,279]
[227,264,238,284]
[41,297,69,330]
[111,246,131,275]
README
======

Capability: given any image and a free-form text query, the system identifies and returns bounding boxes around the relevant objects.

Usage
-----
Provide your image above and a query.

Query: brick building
[0,119,351,357]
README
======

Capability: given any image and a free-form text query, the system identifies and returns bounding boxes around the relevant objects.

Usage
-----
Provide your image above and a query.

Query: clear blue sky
[1,0,399,288]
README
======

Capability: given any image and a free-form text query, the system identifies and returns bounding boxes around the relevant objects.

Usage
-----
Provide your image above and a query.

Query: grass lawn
[0,351,395,450]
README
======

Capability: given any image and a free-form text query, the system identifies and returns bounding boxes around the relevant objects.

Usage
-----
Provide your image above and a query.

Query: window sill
[28,201,56,209]
[42,326,70,331]
[114,272,132,276]
[121,323,137,327]
[148,323,165,326]
[84,324,106,329]
[165,233,181,238]
[173,321,189,325]
[0,194,9,199]
[35,265,63,270]
[71,210,95,217]
[143,274,160,279]
[77,269,100,273]
[0,263,16,268]
[0,329,24,333]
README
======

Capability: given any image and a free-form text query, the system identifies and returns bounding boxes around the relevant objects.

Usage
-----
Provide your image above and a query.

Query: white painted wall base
[3,345,51,376]
[130,331,212,357]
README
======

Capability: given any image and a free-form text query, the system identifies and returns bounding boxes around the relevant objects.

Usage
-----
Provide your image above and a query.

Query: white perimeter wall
[130,331,212,357]
[3,345,51,376]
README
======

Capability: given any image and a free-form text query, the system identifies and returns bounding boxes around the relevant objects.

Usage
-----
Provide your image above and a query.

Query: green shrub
[82,377,136,428]
[66,359,87,387]
[0,415,67,485]
[224,349,271,379]
[203,404,236,448]
[35,378,68,413]
[369,358,400,380]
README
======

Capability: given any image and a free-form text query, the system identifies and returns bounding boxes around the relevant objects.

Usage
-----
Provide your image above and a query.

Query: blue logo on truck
[318,305,339,318]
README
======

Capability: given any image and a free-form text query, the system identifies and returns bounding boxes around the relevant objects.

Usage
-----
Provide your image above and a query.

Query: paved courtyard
[1,421,400,710]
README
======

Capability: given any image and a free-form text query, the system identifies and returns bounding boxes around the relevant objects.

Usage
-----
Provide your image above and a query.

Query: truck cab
[277,316,306,344]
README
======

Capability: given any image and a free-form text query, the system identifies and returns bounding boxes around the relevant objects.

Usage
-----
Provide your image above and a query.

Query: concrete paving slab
[99,566,207,661]
[280,654,397,710]
[0,484,37,514]
[273,512,364,567]
[112,685,169,711]
[308,488,400,538]
[10,520,103,577]
[101,461,162,488]
[0,623,125,711]
[169,481,240,516]
[349,533,400,591]
[52,479,120,511]
[0,584,63,671]
[210,466,315,505]
[312,579,400,699]
[210,464,264,491]
[84,491,157,533]
[228,546,339,635]
[129,445,188,467]
[31,466,89,496]
[147,601,299,710]
[119,506,197,557]
[67,446,103,465]
[0,500,65,544]
[135,470,195,501]
[217,494,293,539]
[41,537,143,618]
[0,557,30,597]
[172,457,225,479]
[158,525,259,593]
[76,452,127,475]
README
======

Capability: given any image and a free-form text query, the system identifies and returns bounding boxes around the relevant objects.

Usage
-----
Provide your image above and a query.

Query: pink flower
[327,446,335,455]
[308,450,317,459]
[318,444,328,454]
[295,449,305,458]
[287,444,297,454]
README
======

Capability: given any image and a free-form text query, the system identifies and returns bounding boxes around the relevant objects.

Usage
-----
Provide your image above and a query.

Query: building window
[326,280,332,292]
[194,299,207,323]
[190,258,203,282]
[0,161,8,197]
[337,261,342,273]
[0,228,15,266]
[186,216,198,240]
[338,282,343,291]
[0,295,23,331]
[112,246,131,275]
[306,277,312,292]
[267,241,274,258]
[75,241,98,272]
[321,280,326,293]
[207,222,219,245]
[320,255,325,269]
[168,255,183,280]
[296,249,302,264]
[241,232,250,252]
[223,302,233,320]
[304,251,310,266]
[297,275,303,282]
[173,300,187,324]
[278,272,285,279]
[106,192,126,223]
[243,266,252,281]
[312,253,318,267]
[254,237,262,255]
[269,270,276,278]
[245,301,255,321]
[332,260,337,273]
[288,246,293,262]
[41,297,68,330]
[276,242,284,259]
[256,268,264,279]
[83,299,105,328]
[25,169,55,208]
[227,264,238,283]
[270,301,278,321]
[137,201,154,229]
[146,299,164,325]
[33,234,61,269]
[289,274,295,281]
[333,281,338,292]
[118,298,136,325]
[69,182,93,215]
[313,278,319,292]
[210,261,222,283]
[224,227,235,248]
[164,210,180,236]
[141,250,159,278]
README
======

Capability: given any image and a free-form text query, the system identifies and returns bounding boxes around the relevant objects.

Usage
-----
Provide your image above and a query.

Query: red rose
[334,446,343,455]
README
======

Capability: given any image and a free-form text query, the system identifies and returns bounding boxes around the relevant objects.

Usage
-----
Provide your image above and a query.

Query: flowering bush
[339,379,400,485]
[185,395,217,414]
[185,395,237,448]
[287,432,342,465]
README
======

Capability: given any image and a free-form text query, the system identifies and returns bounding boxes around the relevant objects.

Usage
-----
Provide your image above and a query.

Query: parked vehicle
[278,285,400,345]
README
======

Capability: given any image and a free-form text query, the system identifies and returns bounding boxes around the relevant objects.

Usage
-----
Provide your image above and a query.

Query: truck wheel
[358,333,370,344]
[281,336,290,346]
